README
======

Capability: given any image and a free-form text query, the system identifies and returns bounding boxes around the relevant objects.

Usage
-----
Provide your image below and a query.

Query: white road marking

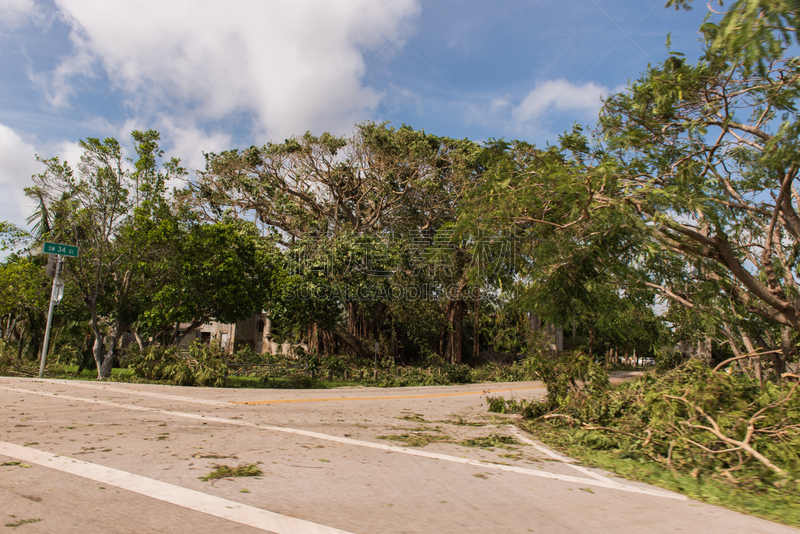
[1,385,686,500]
[510,428,628,487]
[20,378,232,407]
[0,441,354,534]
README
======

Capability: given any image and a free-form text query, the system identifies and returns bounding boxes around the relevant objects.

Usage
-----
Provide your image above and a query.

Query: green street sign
[43,242,79,258]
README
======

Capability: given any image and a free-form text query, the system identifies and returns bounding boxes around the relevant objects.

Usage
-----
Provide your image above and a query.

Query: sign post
[38,243,78,378]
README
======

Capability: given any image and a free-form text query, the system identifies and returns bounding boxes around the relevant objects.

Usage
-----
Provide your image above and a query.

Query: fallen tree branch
[713,349,780,372]
[663,394,787,476]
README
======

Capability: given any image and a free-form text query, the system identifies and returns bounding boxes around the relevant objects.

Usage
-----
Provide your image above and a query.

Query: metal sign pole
[38,255,63,378]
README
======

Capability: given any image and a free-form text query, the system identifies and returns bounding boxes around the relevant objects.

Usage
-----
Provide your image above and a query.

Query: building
[175,312,302,357]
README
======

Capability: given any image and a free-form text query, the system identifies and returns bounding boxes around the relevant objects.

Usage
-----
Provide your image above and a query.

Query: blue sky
[0,0,711,228]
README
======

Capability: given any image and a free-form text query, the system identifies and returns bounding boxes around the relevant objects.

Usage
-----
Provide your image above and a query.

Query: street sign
[43,242,79,257]
[53,278,64,304]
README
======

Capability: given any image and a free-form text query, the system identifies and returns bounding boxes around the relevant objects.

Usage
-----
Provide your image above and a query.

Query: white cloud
[489,98,510,113]
[53,139,84,170]
[512,79,610,125]
[0,123,42,227]
[41,0,420,142]
[28,36,97,109]
[0,0,38,28]
[0,120,209,231]
[159,119,232,175]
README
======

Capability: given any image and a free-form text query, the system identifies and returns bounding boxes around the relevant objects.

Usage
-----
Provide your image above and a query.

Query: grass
[38,364,135,381]
[0,461,30,468]
[398,414,428,423]
[440,416,487,427]
[200,463,263,482]
[458,434,518,450]
[521,420,800,528]
[377,432,451,447]
[5,518,42,528]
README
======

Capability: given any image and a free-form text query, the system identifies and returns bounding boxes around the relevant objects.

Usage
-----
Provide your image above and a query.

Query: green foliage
[486,395,533,414]
[0,340,38,376]
[141,218,281,337]
[458,0,800,377]
[528,360,800,491]
[655,346,687,372]
[200,463,262,481]
[471,360,531,382]
[229,345,260,365]
[377,366,452,387]
[4,518,43,528]
[25,130,188,378]
[130,342,226,387]
[377,432,450,447]
[526,418,800,527]
[523,351,610,416]
[0,221,32,252]
[0,254,51,360]
[667,0,800,74]
[443,362,473,384]
[458,434,518,449]
[271,375,324,389]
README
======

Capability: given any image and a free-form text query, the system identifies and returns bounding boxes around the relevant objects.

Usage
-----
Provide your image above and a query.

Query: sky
[0,0,712,229]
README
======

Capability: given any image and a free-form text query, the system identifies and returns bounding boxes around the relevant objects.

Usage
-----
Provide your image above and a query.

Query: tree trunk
[695,337,713,367]
[777,326,791,385]
[347,303,363,357]
[741,332,764,386]
[443,274,469,364]
[529,313,541,334]
[332,323,374,360]
[172,318,208,347]
[99,319,128,379]
[131,328,146,351]
[473,287,480,361]
[444,299,464,364]
[348,303,357,335]
[88,306,106,379]
[308,323,320,354]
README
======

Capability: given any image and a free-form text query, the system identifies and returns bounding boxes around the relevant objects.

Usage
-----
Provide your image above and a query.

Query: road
[0,376,795,533]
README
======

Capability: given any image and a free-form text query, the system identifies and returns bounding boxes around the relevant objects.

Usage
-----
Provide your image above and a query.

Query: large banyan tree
[183,122,487,363]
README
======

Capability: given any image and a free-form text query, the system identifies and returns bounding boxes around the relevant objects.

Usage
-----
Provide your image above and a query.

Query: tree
[594,2,800,375]
[140,218,281,347]
[463,0,800,378]
[667,0,800,73]
[25,131,185,378]
[0,253,50,359]
[459,137,651,354]
[185,122,485,363]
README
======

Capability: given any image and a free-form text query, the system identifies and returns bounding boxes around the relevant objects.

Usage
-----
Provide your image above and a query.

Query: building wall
[177,313,305,358]
[176,321,235,354]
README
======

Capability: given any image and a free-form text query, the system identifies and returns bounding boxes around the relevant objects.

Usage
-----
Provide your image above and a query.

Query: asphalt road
[0,376,796,533]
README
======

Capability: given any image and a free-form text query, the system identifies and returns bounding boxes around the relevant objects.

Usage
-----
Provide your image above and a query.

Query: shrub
[131,342,226,386]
